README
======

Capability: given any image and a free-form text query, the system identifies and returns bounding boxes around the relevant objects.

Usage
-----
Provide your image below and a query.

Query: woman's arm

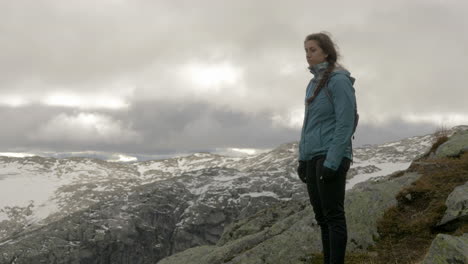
[323,74,356,171]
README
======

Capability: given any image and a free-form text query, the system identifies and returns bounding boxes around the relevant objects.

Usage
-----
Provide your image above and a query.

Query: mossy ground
[373,151,468,263]
[309,136,468,264]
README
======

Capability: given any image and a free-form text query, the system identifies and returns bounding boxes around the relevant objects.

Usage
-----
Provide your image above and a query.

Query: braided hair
[305,32,341,105]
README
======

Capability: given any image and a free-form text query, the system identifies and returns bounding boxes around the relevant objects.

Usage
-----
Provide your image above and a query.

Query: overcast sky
[1,0,467,160]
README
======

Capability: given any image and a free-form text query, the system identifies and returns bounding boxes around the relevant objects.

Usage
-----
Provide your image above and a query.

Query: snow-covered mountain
[0,126,465,244]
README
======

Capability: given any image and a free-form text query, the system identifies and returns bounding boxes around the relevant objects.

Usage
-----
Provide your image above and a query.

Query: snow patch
[346,162,411,190]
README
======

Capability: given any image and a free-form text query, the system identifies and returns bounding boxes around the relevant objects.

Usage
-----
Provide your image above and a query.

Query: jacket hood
[308,62,356,85]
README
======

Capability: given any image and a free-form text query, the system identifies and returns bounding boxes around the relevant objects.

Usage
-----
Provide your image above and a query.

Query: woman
[297,32,357,264]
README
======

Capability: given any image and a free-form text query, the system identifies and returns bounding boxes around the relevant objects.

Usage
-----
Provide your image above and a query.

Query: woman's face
[304,40,328,67]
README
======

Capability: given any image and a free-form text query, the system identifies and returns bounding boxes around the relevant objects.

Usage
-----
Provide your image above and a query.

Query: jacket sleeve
[298,107,306,161]
[323,74,356,170]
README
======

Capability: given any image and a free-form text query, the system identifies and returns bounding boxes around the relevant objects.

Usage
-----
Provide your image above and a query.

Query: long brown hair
[305,32,341,104]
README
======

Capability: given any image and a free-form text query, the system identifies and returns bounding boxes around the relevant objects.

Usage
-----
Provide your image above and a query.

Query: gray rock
[422,233,468,264]
[438,181,468,226]
[158,199,321,264]
[435,130,468,158]
[345,172,421,251]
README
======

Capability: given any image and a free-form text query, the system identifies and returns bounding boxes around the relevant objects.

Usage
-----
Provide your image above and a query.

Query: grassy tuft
[310,252,377,264]
[416,126,450,161]
[428,135,449,156]
[434,124,450,139]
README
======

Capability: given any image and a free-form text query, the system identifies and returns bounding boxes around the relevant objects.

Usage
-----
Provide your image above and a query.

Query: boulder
[435,130,468,158]
[422,233,468,264]
[345,172,421,251]
[438,181,468,227]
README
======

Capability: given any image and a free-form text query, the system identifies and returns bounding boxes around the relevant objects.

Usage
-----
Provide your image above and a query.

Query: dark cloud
[0,100,441,158]
[116,100,300,153]
[0,101,297,154]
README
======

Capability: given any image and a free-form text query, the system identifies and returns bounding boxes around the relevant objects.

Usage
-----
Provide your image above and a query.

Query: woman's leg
[305,156,330,264]
[316,157,351,264]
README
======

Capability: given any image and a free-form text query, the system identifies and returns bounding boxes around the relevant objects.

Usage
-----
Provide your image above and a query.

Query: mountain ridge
[0,125,467,263]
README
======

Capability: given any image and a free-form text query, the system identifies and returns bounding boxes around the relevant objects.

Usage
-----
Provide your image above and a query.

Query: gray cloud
[0,0,466,157]
[118,100,300,153]
[28,112,141,144]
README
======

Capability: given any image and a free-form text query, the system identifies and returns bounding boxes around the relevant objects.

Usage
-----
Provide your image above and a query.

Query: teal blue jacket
[298,61,356,171]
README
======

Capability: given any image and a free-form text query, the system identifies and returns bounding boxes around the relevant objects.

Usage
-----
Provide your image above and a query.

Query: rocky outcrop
[438,181,468,227]
[167,167,304,253]
[157,171,421,264]
[345,171,421,251]
[435,129,468,158]
[0,180,191,264]
[160,200,320,264]
[422,233,468,264]
[0,165,307,264]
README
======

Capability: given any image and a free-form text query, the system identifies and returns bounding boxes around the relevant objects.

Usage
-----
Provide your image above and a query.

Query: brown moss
[452,222,468,236]
[389,170,406,179]
[310,252,377,264]
[430,135,449,153]
[372,152,468,263]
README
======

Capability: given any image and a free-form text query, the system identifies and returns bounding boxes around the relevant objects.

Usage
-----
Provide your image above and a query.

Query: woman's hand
[320,166,337,183]
[297,161,307,183]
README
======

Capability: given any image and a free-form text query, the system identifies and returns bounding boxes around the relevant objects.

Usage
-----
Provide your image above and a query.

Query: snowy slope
[1,126,465,241]
[346,133,434,189]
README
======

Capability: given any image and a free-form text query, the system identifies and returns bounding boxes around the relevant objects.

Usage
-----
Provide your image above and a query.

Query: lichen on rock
[422,233,468,264]
[435,130,468,158]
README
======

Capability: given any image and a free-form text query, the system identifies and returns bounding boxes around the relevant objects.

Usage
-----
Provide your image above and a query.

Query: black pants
[305,155,351,264]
